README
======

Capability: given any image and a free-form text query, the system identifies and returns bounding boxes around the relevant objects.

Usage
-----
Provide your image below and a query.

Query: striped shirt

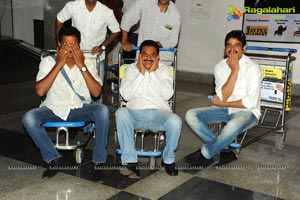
[121,0,181,62]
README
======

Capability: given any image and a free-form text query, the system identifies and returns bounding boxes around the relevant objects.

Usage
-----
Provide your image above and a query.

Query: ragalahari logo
[227,4,243,21]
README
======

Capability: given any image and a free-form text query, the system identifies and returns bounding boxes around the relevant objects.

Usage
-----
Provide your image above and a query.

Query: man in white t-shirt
[56,0,120,86]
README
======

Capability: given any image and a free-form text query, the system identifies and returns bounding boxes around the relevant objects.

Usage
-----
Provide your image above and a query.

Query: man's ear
[242,45,246,52]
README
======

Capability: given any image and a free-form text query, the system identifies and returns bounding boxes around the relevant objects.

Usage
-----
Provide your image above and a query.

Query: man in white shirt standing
[185,30,262,167]
[56,0,120,90]
[22,26,110,181]
[115,40,182,177]
[121,0,181,63]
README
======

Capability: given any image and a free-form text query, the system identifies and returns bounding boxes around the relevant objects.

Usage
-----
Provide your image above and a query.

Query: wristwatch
[100,45,106,51]
[80,66,87,73]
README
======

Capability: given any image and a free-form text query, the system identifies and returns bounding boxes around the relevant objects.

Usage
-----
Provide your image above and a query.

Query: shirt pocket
[89,14,107,34]
[158,24,173,39]
[71,13,83,28]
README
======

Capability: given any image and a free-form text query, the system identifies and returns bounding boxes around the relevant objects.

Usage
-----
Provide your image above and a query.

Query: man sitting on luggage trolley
[185,30,262,167]
[22,26,110,180]
[115,40,182,177]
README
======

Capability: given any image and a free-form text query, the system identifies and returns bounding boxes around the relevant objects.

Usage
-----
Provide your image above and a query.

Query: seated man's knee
[185,109,196,124]
[115,108,129,121]
[22,110,39,128]
[95,104,109,119]
[166,114,182,129]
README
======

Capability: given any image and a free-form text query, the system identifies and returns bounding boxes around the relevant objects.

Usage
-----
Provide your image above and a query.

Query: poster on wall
[259,65,292,111]
[243,0,300,43]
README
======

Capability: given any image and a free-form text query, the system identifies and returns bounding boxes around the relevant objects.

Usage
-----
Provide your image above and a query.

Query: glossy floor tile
[159,177,283,200]
[1,75,300,199]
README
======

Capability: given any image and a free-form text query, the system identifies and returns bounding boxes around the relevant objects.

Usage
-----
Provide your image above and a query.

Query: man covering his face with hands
[22,27,110,181]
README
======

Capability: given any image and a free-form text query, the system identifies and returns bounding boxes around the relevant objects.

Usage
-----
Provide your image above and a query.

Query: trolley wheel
[233,148,241,157]
[75,148,83,164]
[149,157,156,169]
[275,132,285,150]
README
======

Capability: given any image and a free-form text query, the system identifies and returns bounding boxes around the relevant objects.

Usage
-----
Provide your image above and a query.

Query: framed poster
[259,65,292,111]
[243,0,300,43]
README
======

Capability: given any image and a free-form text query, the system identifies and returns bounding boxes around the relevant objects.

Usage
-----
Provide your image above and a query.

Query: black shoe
[197,153,214,168]
[213,150,237,168]
[184,149,202,163]
[162,162,178,176]
[185,149,214,168]
[92,163,106,182]
[119,163,140,179]
[42,157,62,178]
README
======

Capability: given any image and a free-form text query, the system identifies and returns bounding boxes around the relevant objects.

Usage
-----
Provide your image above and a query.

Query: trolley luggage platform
[241,45,297,149]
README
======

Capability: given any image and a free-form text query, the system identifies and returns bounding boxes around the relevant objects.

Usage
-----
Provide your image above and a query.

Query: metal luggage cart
[114,46,178,167]
[42,121,94,164]
[105,64,120,113]
[39,50,100,164]
[241,46,297,149]
[209,46,296,155]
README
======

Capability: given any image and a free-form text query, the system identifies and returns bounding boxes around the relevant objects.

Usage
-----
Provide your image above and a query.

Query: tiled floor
[1,39,300,200]
[1,78,300,200]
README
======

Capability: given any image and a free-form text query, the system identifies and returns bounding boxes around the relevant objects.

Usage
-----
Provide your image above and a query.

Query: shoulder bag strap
[51,54,86,101]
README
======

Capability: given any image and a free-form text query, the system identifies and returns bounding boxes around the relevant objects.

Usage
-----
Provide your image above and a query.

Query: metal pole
[10,0,13,38]
[0,0,5,40]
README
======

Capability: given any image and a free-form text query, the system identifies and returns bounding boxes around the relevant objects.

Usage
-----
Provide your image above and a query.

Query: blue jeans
[22,104,110,164]
[115,108,182,164]
[185,106,258,159]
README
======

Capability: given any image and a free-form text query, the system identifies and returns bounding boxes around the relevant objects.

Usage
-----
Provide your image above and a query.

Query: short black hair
[140,40,160,55]
[58,26,81,43]
[225,30,246,46]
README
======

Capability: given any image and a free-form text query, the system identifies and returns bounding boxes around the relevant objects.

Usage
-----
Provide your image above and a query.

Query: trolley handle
[131,46,176,52]
[246,46,297,53]
[106,64,119,70]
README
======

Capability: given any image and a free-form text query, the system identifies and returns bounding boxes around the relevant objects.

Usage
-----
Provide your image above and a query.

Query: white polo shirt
[57,0,120,60]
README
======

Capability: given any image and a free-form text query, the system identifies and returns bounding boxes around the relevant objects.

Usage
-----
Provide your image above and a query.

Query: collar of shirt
[80,0,100,13]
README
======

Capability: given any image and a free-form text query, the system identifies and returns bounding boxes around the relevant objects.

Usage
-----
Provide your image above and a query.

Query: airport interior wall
[1,0,300,95]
